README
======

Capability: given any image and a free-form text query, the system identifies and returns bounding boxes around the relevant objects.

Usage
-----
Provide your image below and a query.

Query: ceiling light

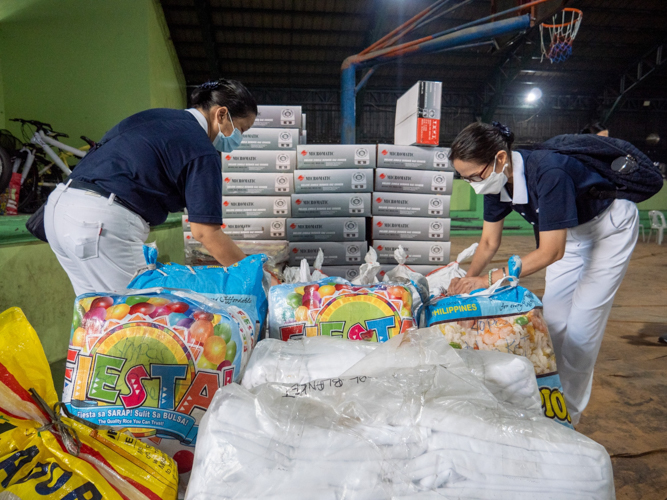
[526,88,543,103]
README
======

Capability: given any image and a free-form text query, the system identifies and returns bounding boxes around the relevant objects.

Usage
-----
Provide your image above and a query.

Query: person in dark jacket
[44,79,256,296]
[447,121,639,425]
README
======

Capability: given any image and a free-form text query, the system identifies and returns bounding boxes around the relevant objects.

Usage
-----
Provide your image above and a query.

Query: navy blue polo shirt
[483,149,614,233]
[69,108,221,227]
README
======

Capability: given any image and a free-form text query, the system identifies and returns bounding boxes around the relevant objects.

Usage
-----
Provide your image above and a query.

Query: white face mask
[469,155,508,195]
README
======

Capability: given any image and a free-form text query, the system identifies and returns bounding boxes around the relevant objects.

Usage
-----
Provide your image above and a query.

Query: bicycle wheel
[0,146,12,195]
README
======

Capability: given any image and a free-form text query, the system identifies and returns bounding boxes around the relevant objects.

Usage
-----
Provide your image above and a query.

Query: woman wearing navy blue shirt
[448,122,639,425]
[44,79,256,296]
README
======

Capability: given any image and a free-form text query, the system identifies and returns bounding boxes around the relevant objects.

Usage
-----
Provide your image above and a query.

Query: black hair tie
[491,121,512,141]
[200,80,221,91]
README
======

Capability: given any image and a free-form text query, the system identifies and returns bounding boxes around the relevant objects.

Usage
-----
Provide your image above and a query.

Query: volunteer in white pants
[45,79,257,296]
[447,121,639,425]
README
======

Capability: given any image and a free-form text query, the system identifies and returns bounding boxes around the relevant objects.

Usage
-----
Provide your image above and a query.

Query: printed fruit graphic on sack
[62,291,244,452]
[270,279,416,342]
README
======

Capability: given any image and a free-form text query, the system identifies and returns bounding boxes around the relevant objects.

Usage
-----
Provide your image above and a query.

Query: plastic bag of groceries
[423,258,573,428]
[242,332,541,414]
[425,242,478,296]
[186,330,614,500]
[0,307,178,499]
[63,288,250,492]
[129,253,267,346]
[283,249,327,284]
[381,245,430,323]
[268,278,417,342]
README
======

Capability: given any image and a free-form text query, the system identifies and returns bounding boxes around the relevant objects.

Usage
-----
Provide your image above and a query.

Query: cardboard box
[321,266,361,281]
[374,240,451,265]
[394,81,442,146]
[238,128,297,150]
[377,264,441,279]
[286,217,366,242]
[222,150,296,173]
[222,172,294,196]
[294,169,373,193]
[297,145,376,169]
[376,144,452,171]
[291,193,371,218]
[375,169,454,194]
[254,105,302,128]
[288,241,368,266]
[372,192,450,218]
[372,216,450,241]
[182,214,190,232]
[222,196,291,218]
[221,218,286,240]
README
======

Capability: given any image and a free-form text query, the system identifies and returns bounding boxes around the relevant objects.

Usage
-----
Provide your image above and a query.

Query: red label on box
[416,118,440,145]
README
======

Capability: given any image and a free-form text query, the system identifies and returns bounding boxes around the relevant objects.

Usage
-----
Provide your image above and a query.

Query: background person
[44,79,255,296]
[447,121,639,425]
[580,121,609,136]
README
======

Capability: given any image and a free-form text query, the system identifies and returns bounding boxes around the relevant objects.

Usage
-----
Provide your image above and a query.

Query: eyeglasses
[460,161,493,183]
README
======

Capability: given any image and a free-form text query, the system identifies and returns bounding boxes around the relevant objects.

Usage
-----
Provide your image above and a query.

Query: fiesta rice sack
[62,288,249,491]
[269,278,417,342]
[424,272,573,428]
[129,253,268,346]
[0,307,178,500]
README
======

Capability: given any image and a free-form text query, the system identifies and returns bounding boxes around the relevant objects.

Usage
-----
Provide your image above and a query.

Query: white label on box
[221,218,286,240]
[222,150,296,172]
[294,169,372,193]
[372,192,450,218]
[286,217,366,241]
[297,145,376,169]
[291,193,372,217]
[372,216,450,241]
[377,145,452,171]
[222,173,294,195]
[375,169,454,194]
[254,106,302,128]
[238,128,297,150]
[222,196,292,218]
[288,242,368,266]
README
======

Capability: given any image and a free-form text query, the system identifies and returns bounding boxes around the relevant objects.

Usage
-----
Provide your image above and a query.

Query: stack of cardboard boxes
[288,145,376,281]
[373,81,453,277]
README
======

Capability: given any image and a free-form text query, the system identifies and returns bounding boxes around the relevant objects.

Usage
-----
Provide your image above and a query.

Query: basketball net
[540,8,583,63]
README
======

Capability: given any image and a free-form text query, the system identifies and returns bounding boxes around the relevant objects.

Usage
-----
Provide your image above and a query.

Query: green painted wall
[0,0,185,144]
[0,0,185,369]
[0,222,184,365]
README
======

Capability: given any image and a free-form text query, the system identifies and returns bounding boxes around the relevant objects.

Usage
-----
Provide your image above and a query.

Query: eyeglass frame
[460,160,494,183]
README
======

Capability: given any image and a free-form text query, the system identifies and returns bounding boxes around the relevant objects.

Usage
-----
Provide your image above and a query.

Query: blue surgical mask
[213,114,243,152]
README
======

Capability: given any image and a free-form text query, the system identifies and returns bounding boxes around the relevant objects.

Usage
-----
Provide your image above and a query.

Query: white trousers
[44,183,150,297]
[543,199,638,425]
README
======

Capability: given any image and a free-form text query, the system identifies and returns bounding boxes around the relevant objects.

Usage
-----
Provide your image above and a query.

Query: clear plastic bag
[425,242,478,298]
[186,330,614,500]
[424,270,572,427]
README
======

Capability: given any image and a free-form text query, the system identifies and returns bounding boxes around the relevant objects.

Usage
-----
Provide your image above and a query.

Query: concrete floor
[450,235,667,500]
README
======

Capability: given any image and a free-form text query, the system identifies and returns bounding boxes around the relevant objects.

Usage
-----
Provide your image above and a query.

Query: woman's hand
[448,276,488,296]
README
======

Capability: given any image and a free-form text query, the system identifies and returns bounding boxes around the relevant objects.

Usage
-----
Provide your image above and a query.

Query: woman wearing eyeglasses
[447,121,639,425]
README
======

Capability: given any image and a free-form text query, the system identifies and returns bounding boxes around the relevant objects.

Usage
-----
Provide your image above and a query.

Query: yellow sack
[0,307,178,500]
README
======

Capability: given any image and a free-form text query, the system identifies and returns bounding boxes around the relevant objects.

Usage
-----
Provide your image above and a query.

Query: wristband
[488,268,498,287]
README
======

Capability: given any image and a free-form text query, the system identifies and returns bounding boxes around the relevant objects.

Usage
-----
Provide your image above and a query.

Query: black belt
[68,180,136,213]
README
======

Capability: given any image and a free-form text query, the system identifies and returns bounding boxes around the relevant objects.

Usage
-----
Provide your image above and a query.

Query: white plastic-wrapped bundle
[187,331,614,500]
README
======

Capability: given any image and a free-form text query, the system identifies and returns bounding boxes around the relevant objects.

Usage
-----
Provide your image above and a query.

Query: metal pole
[341,66,357,144]
[340,14,532,142]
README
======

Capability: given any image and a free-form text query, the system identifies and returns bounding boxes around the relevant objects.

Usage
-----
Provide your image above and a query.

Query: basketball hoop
[540,8,583,63]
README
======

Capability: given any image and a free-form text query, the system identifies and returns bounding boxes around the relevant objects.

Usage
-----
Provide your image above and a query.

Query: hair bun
[491,121,512,140]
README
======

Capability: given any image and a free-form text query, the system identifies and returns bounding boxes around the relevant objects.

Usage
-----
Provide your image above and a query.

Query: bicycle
[4,119,96,212]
